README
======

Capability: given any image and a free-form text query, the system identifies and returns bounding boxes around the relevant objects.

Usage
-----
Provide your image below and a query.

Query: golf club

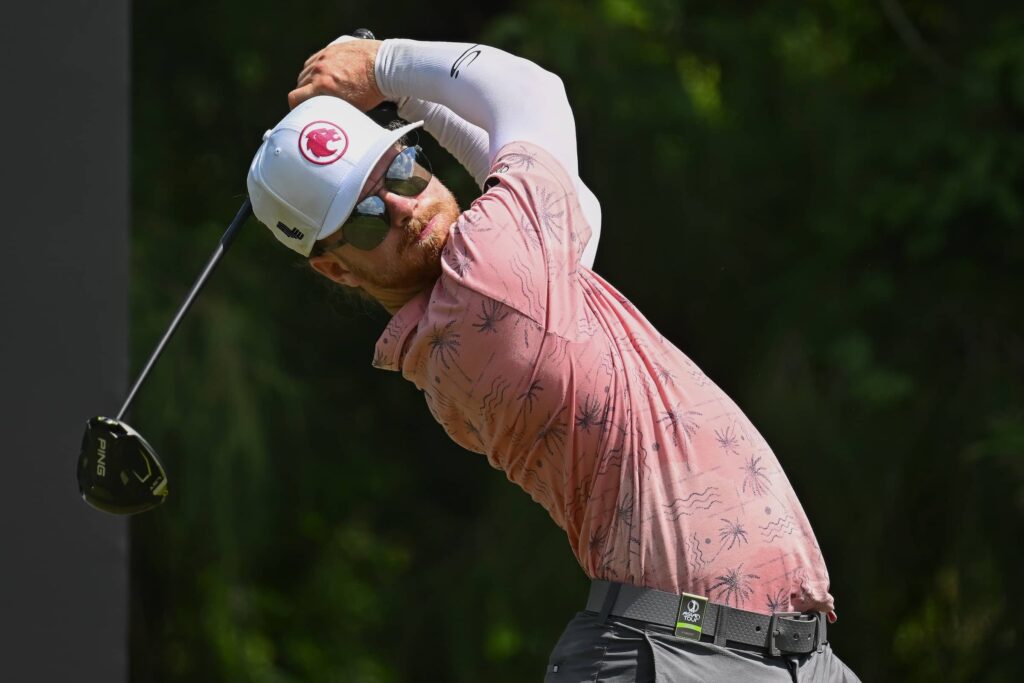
[76,198,252,514]
[77,28,389,516]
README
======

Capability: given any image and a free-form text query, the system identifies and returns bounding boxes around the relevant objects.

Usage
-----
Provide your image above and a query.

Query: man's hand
[288,39,384,111]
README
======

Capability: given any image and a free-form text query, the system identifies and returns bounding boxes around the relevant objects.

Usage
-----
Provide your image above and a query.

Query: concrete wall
[0,2,130,681]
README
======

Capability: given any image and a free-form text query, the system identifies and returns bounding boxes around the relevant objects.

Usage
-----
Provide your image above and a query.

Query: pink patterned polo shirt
[372,142,835,616]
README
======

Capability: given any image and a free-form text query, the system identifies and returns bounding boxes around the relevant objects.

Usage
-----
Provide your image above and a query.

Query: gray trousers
[543,611,861,682]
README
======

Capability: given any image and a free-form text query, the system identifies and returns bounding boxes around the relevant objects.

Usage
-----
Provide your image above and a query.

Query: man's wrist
[374,39,442,103]
[366,40,384,104]
[373,39,395,101]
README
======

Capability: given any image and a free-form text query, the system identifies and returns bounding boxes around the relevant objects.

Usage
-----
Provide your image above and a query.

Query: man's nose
[380,190,416,229]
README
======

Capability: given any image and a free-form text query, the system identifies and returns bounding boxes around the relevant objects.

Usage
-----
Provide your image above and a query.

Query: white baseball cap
[246,95,423,256]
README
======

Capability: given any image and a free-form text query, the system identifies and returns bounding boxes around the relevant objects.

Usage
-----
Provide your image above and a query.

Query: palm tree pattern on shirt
[710,564,761,608]
[375,142,833,612]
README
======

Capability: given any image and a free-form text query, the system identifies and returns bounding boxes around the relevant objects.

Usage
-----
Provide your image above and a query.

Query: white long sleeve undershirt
[367,38,602,268]
[394,97,491,187]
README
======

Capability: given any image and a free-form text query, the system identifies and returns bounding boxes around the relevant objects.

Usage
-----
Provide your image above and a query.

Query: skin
[308,148,462,313]
[291,39,461,314]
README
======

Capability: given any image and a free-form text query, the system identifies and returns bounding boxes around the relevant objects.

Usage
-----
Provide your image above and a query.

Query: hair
[308,240,329,258]
[384,116,413,143]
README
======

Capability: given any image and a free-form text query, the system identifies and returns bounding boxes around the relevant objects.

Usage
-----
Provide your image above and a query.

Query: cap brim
[318,119,425,244]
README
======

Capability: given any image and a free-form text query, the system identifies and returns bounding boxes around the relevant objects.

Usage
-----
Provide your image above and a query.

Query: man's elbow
[535,67,569,107]
[504,56,569,107]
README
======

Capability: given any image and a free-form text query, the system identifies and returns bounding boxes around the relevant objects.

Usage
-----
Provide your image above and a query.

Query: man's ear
[308,251,362,287]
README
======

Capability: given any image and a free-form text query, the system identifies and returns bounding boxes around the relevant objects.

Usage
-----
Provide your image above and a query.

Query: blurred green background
[130,1,1024,681]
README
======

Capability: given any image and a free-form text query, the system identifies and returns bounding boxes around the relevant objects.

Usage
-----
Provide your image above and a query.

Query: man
[247,35,860,681]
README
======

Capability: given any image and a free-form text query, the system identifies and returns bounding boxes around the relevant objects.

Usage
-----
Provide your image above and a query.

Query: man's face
[308,145,461,309]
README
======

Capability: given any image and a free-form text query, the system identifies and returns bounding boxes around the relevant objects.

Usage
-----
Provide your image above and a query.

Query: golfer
[247,35,861,682]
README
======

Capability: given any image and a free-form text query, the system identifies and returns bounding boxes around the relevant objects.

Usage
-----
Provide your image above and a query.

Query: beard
[343,187,461,294]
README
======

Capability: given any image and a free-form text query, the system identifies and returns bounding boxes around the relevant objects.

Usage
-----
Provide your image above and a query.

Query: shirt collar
[372,287,431,371]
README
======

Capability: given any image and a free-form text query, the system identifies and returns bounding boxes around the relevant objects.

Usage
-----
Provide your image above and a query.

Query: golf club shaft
[116,198,252,420]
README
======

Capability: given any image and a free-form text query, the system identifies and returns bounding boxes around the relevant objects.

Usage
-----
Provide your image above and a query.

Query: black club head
[77,417,168,515]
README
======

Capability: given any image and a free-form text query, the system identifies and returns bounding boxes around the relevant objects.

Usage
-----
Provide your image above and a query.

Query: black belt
[586,580,826,656]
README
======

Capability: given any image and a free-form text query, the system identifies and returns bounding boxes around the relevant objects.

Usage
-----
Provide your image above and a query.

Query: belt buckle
[767,611,807,657]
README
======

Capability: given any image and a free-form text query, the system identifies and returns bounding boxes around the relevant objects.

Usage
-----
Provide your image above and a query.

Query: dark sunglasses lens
[344,196,390,249]
[344,217,389,250]
[353,195,387,219]
[385,146,432,196]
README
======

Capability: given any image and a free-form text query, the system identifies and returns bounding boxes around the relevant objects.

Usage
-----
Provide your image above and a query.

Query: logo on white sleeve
[299,121,349,165]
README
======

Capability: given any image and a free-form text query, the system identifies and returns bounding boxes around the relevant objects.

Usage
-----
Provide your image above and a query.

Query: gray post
[0,2,130,681]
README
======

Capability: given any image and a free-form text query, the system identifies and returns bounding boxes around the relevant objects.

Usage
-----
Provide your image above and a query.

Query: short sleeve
[439,142,593,340]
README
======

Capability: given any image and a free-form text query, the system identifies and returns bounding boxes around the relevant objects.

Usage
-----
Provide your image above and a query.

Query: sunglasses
[324,145,433,251]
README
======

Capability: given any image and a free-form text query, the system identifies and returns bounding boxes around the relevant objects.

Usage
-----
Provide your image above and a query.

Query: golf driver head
[77,417,168,514]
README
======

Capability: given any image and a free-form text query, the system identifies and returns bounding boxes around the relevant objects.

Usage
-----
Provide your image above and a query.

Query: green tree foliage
[131,1,1023,680]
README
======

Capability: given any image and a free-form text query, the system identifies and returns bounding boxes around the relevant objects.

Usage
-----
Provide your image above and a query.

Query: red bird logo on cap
[298,121,349,165]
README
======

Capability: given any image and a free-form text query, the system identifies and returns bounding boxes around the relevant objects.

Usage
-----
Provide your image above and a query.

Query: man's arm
[289,37,602,267]
[395,98,492,186]
[375,40,578,173]
[325,36,492,185]
[394,96,602,269]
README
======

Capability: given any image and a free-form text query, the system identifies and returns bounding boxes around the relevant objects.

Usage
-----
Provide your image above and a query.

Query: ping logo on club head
[96,437,107,477]
[299,121,349,165]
